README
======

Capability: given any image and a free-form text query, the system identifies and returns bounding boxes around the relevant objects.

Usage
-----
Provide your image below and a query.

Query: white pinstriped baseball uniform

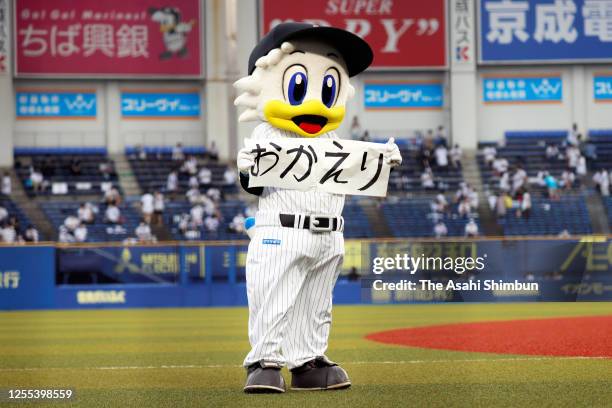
[243,122,345,369]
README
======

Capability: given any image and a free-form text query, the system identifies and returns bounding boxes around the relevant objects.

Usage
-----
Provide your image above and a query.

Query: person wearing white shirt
[105,204,121,224]
[58,226,74,243]
[434,145,448,169]
[77,203,94,224]
[450,144,462,168]
[433,221,448,238]
[1,173,11,196]
[566,146,580,169]
[576,156,587,177]
[224,168,237,185]
[567,123,579,146]
[204,215,220,232]
[601,171,610,196]
[483,146,497,166]
[198,167,212,185]
[30,168,44,192]
[206,187,221,202]
[492,157,508,174]
[465,219,479,237]
[458,198,472,218]
[190,205,205,226]
[0,206,7,223]
[24,225,39,243]
[546,144,559,160]
[1,224,16,243]
[166,171,178,193]
[64,215,80,231]
[153,192,165,225]
[229,213,246,233]
[74,224,88,242]
[183,156,198,176]
[186,187,201,204]
[520,191,532,219]
[135,222,153,242]
[421,168,435,190]
[140,192,154,223]
[561,170,575,189]
[499,171,510,192]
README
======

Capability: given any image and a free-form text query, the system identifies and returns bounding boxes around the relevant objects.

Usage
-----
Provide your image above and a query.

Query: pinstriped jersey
[247,122,345,217]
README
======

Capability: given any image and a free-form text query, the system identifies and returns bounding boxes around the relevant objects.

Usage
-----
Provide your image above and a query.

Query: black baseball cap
[249,22,373,77]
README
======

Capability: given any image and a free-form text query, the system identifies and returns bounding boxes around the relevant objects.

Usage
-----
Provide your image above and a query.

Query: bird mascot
[234,22,402,393]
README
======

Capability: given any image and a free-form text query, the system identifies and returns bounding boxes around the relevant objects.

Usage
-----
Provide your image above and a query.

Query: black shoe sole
[244,385,286,394]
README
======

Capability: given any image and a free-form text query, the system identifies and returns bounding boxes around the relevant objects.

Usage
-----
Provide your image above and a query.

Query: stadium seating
[126,146,236,195]
[497,194,592,236]
[381,198,479,238]
[0,196,34,234]
[40,200,141,242]
[13,147,121,196]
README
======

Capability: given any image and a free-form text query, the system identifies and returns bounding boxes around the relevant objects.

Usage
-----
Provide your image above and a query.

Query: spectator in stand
[166,170,178,194]
[104,186,122,205]
[434,144,448,172]
[135,221,154,243]
[135,144,147,160]
[140,191,154,224]
[576,156,587,179]
[105,203,122,224]
[433,220,448,238]
[1,172,11,196]
[483,145,497,166]
[450,144,462,168]
[228,212,246,233]
[77,202,95,224]
[30,167,44,192]
[496,192,508,218]
[64,215,80,232]
[601,170,610,197]
[186,187,202,204]
[208,141,219,161]
[561,169,576,190]
[1,222,16,243]
[182,155,198,176]
[421,167,435,190]
[58,226,74,243]
[359,130,370,142]
[172,142,185,161]
[431,193,448,214]
[492,157,509,175]
[546,144,560,161]
[566,145,580,170]
[465,219,479,237]
[512,165,527,194]
[188,175,199,189]
[224,168,237,186]
[190,204,205,227]
[545,173,561,200]
[24,225,39,243]
[0,205,7,223]
[434,125,447,147]
[499,171,510,192]
[350,116,362,140]
[518,189,532,219]
[458,197,472,218]
[204,214,220,233]
[74,223,88,242]
[567,123,579,146]
[99,160,115,180]
[206,187,222,202]
[153,191,165,225]
[198,166,212,186]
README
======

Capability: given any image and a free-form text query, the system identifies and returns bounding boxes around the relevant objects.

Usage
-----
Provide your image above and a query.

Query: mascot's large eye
[321,68,340,108]
[283,65,308,105]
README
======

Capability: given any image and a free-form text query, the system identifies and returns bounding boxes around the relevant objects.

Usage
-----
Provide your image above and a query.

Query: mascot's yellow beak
[263,99,345,138]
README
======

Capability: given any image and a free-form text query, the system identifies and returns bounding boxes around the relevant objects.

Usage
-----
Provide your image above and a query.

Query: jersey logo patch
[262,238,281,245]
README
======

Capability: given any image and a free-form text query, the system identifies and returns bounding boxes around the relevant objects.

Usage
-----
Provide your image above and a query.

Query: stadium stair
[110,153,142,197]
[4,169,55,239]
[585,194,609,234]
[361,200,392,237]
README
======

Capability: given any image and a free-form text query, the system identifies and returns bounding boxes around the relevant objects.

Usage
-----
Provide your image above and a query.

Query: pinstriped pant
[243,225,344,369]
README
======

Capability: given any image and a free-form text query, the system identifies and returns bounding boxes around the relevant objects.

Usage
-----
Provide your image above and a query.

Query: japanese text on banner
[244,138,392,197]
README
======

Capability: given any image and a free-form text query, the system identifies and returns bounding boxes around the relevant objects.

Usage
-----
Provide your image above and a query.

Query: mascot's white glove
[237,147,255,174]
[384,138,402,168]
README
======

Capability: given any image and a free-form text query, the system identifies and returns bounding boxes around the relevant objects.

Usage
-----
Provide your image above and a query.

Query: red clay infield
[366,316,612,358]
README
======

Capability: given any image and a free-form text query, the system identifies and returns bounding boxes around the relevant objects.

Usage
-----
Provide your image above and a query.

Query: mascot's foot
[243,361,286,393]
[290,357,351,391]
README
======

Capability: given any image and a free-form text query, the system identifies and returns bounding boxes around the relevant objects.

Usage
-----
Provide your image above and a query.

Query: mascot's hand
[237,147,255,174]
[384,138,402,168]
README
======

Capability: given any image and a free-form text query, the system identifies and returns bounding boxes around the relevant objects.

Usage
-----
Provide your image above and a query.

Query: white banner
[451,0,475,70]
[244,138,392,197]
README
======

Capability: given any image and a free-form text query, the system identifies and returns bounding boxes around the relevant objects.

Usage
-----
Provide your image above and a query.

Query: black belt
[279,213,343,232]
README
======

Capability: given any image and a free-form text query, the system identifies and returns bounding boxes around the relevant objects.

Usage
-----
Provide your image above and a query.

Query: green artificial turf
[0,303,611,407]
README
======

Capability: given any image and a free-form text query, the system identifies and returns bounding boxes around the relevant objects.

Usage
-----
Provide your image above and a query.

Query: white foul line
[0,356,609,373]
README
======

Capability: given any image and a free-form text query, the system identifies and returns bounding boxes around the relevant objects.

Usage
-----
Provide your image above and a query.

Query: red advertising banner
[260,0,447,70]
[14,0,202,77]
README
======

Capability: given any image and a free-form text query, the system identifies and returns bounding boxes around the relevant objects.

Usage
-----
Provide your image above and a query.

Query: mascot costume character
[234,22,402,393]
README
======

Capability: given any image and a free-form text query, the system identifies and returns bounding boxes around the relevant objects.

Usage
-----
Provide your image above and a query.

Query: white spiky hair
[233,41,355,122]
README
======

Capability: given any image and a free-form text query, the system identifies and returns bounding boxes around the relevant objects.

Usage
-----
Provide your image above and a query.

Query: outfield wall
[1,237,612,310]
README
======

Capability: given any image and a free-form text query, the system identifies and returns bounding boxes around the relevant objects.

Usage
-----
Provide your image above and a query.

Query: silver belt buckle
[309,214,334,232]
